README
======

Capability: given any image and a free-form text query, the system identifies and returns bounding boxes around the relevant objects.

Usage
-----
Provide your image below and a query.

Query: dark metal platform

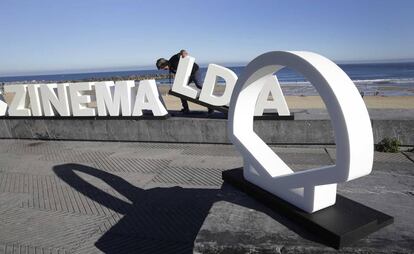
[222,168,394,249]
[168,89,229,113]
[168,89,295,120]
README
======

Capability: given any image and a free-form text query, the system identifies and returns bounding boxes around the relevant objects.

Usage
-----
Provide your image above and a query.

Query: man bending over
[156,50,213,114]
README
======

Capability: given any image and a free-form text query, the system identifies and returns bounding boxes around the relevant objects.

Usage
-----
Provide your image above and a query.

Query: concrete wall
[0,117,412,145]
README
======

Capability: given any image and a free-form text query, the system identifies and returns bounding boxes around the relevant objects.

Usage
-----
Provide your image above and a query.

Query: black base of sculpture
[168,90,229,114]
[254,112,294,120]
[168,90,295,120]
[222,168,394,249]
[0,113,169,120]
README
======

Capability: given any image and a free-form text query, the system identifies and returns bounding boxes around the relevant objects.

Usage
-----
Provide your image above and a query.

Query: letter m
[95,81,134,116]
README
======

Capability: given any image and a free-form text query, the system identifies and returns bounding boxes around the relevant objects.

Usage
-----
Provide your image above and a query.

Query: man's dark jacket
[168,53,199,75]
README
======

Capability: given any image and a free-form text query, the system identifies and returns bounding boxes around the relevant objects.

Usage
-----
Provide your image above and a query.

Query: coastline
[156,85,414,110]
[161,94,414,110]
[2,78,414,96]
[2,83,413,111]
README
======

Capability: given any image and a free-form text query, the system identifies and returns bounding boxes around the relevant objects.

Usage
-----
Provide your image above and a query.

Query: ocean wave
[201,77,414,86]
[352,78,414,84]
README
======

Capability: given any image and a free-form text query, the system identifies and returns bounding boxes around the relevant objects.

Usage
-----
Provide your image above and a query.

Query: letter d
[199,64,237,106]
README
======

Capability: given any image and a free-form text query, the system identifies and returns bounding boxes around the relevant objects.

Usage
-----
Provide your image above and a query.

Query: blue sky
[0,0,413,76]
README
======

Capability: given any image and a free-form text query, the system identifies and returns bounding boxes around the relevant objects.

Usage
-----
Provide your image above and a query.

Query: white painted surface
[4,85,31,116]
[254,75,290,116]
[171,56,199,99]
[228,51,373,213]
[199,64,237,106]
[27,84,42,116]
[95,81,134,116]
[132,79,168,116]
[69,82,96,117]
[40,83,71,116]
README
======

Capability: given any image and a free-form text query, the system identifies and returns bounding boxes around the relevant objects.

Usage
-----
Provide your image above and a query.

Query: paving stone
[374,151,414,163]
[0,139,412,253]
[122,142,199,151]
[326,148,413,163]
[110,148,182,160]
[0,139,68,155]
[167,155,243,170]
[271,147,329,154]
[402,151,414,162]
[152,166,224,186]
[0,242,70,254]
[371,161,414,177]
[41,151,171,174]
[0,206,108,252]
[181,145,240,157]
[277,152,334,166]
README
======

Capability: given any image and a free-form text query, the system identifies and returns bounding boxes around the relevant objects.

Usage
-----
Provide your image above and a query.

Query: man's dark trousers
[181,72,202,111]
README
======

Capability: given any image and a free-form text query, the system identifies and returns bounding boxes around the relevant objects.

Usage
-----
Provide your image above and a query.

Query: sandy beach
[2,85,414,112]
[161,94,414,111]
[156,85,414,111]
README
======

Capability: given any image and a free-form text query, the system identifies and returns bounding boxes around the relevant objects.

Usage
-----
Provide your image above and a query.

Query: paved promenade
[0,139,412,253]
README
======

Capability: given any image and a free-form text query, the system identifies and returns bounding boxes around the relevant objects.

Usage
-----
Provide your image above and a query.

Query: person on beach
[156,50,214,114]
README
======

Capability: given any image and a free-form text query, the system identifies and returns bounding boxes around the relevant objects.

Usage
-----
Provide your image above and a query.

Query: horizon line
[1,58,414,78]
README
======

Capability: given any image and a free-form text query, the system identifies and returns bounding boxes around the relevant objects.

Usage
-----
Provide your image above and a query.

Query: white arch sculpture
[228,51,374,213]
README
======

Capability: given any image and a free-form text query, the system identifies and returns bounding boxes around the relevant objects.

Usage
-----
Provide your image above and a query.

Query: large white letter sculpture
[254,75,290,116]
[132,80,168,116]
[172,56,290,116]
[28,84,42,116]
[4,85,31,116]
[171,56,199,98]
[199,64,237,106]
[40,83,71,116]
[228,51,373,213]
[95,81,134,116]
[69,82,96,117]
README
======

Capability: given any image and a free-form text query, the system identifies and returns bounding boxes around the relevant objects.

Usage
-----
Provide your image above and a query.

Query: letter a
[254,75,290,116]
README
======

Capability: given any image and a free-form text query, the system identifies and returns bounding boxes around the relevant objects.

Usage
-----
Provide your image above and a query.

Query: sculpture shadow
[53,163,332,253]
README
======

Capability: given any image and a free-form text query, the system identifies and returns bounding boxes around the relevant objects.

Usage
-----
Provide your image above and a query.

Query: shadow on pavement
[53,163,330,253]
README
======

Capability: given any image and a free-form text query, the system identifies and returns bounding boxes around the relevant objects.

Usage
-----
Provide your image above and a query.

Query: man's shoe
[180,108,190,114]
[208,109,214,115]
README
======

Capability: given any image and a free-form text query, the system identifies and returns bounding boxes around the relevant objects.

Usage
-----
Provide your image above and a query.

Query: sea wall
[0,116,412,145]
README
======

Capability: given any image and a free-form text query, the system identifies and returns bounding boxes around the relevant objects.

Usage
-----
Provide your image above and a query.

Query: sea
[1,62,414,96]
